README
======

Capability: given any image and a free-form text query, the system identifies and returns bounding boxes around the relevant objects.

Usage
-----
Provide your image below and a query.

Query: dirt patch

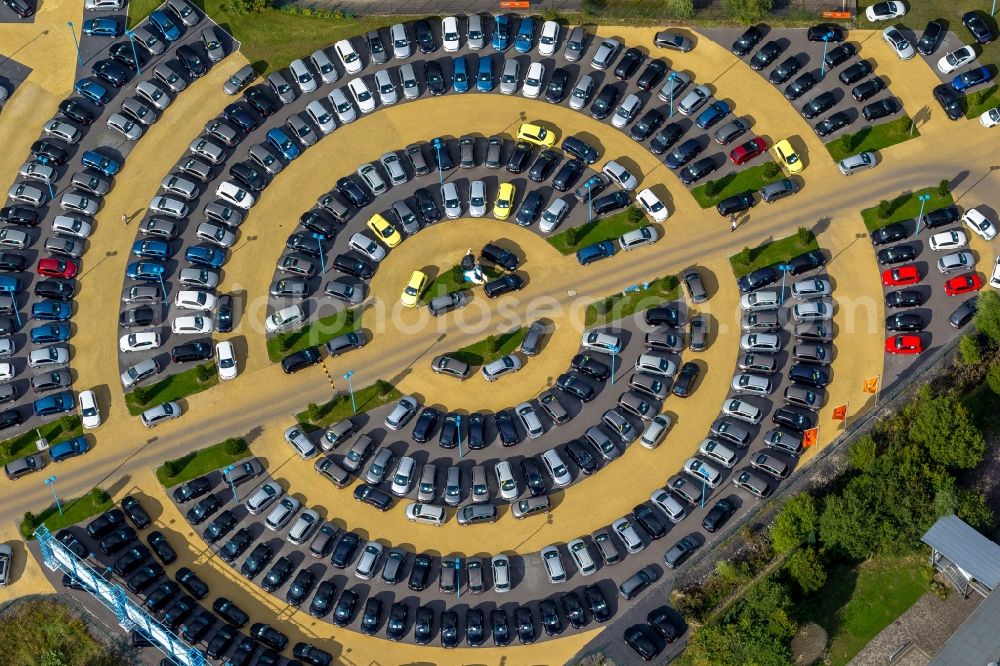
[792,622,828,665]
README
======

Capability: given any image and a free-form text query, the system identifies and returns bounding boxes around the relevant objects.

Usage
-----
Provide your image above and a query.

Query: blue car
[453,56,469,93]
[576,240,616,266]
[148,10,182,41]
[492,14,511,51]
[32,301,72,321]
[74,79,111,105]
[696,101,730,129]
[49,436,90,463]
[31,323,71,344]
[951,66,993,92]
[82,150,120,176]
[514,17,535,53]
[266,128,300,161]
[476,55,494,92]
[33,392,76,418]
[126,260,167,281]
[132,239,171,259]
[81,18,122,37]
[185,245,225,269]
[0,276,20,293]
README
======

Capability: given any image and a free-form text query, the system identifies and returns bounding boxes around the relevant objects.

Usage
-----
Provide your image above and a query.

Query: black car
[516,191,544,227]
[441,609,460,648]
[112,544,150,577]
[738,266,779,293]
[56,529,89,559]
[171,341,213,363]
[505,140,533,174]
[886,312,924,332]
[615,47,643,79]
[552,159,584,192]
[250,623,288,651]
[121,495,151,529]
[466,607,486,646]
[672,361,700,397]
[386,602,408,641]
[917,20,944,56]
[336,176,372,208]
[484,274,524,298]
[871,222,908,246]
[679,157,717,185]
[215,294,233,333]
[814,111,852,137]
[227,637,255,666]
[772,406,815,433]
[950,298,978,328]
[332,253,374,279]
[864,98,899,122]
[545,68,570,103]
[565,438,600,475]
[411,406,441,444]
[0,206,38,227]
[637,59,668,91]
[3,0,33,17]
[839,60,872,85]
[354,483,392,510]
[702,497,737,533]
[119,306,159,329]
[590,84,619,120]
[625,624,665,661]
[413,187,441,223]
[219,528,254,563]
[556,372,596,402]
[240,543,273,579]
[414,19,435,52]
[633,503,667,539]
[292,642,332,666]
[824,42,856,68]
[592,191,630,216]
[229,161,267,192]
[93,59,129,87]
[176,44,207,77]
[571,353,611,381]
[281,347,320,373]
[308,579,336,618]
[408,553,432,591]
[244,86,278,117]
[430,138,454,170]
[203,509,237,543]
[0,252,27,272]
[789,363,829,388]
[885,289,923,309]
[425,60,447,95]
[162,595,197,631]
[807,23,845,42]
[784,72,817,100]
[539,599,563,637]
[584,584,611,622]
[646,305,682,327]
[528,150,558,182]
[750,40,783,71]
[852,76,886,102]
[520,457,547,496]
[87,509,126,539]
[360,597,382,636]
[414,605,433,645]
[330,531,361,569]
[176,566,209,599]
[933,84,964,121]
[144,580,179,613]
[31,140,68,165]
[35,279,74,301]
[515,606,536,644]
[494,408,519,446]
[924,205,960,229]
[146,530,176,564]
[205,624,238,659]
[731,25,763,57]
[801,91,836,119]
[186,493,221,525]
[649,122,684,154]
[299,209,336,236]
[561,592,587,629]
[665,138,701,169]
[223,103,258,132]
[213,597,249,627]
[467,412,486,448]
[180,609,215,645]
[768,56,801,85]
[963,10,996,44]
[630,109,664,141]
[789,250,826,275]
[492,608,511,646]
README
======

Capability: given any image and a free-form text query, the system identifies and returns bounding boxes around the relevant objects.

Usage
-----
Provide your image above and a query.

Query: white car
[119,331,161,352]
[619,225,659,250]
[981,107,1000,128]
[964,207,997,240]
[602,160,638,190]
[215,181,254,209]
[333,39,361,74]
[495,461,519,500]
[404,503,445,526]
[172,315,214,335]
[522,62,545,98]
[85,0,124,9]
[838,151,877,176]
[348,232,386,262]
[992,256,1000,288]
[540,545,567,582]
[865,0,906,22]
[265,304,304,333]
[440,182,461,218]
[348,78,375,113]
[441,16,460,52]
[928,229,968,251]
[0,363,14,383]
[881,26,914,60]
[174,290,216,310]
[541,448,572,487]
[216,341,237,380]
[78,389,102,429]
[289,58,317,93]
[373,69,398,105]
[107,113,143,141]
[790,278,832,299]
[469,179,487,217]
[44,120,81,144]
[305,100,336,135]
[7,183,44,205]
[937,45,976,74]
[636,188,669,222]
[538,20,560,56]
[732,372,772,396]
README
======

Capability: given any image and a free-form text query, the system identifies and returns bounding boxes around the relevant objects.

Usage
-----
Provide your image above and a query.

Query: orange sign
[832,404,848,421]
[499,1,530,8]
[821,11,852,19]
[803,427,819,448]
[862,376,879,394]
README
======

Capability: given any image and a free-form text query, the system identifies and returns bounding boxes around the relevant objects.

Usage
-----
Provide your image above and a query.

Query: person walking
[121,213,128,225]
[730,214,737,232]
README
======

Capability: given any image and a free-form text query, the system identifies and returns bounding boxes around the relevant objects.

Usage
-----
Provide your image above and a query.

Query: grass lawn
[124,363,218,415]
[266,307,360,362]
[825,116,919,162]
[154,437,249,486]
[965,85,1000,119]
[0,599,121,665]
[547,207,644,255]
[421,264,502,304]
[690,161,785,208]
[21,487,112,540]
[793,552,930,666]
[586,275,680,326]
[0,415,81,467]
[729,229,819,278]
[861,185,954,232]
[296,380,401,429]
[445,328,526,367]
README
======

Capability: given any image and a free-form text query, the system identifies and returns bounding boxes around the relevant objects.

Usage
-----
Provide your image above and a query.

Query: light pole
[667,73,676,118]
[914,192,932,236]
[343,370,356,414]
[126,30,143,75]
[433,138,444,187]
[455,556,461,599]
[44,475,63,515]
[222,464,239,502]
[819,31,833,79]
[456,414,463,460]
[66,22,83,67]
[312,232,326,274]
[777,263,793,305]
[588,184,593,224]
[610,348,617,385]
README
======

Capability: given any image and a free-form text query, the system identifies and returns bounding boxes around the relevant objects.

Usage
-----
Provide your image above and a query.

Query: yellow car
[516,122,556,148]
[401,270,428,307]
[367,213,401,248]
[771,139,803,174]
[494,182,516,220]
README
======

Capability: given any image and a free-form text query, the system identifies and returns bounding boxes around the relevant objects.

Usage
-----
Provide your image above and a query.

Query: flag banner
[863,376,879,394]
[803,427,819,448]
[832,404,847,421]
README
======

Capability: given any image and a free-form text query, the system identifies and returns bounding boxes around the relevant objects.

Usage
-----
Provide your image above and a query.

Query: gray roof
[930,588,1000,665]
[922,515,1000,590]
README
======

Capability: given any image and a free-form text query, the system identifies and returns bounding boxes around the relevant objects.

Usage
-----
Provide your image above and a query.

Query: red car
[37,258,78,279]
[729,138,768,165]
[881,264,919,287]
[944,272,982,296]
[886,334,922,355]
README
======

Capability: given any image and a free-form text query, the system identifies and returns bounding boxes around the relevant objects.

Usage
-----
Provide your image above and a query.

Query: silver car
[658,70,691,103]
[121,97,156,125]
[358,163,387,196]
[166,0,199,26]
[154,62,187,92]
[467,14,485,49]
[201,27,224,62]
[18,162,55,184]
[390,456,416,496]
[189,136,226,164]
[327,87,356,125]
[569,74,595,110]
[678,84,712,115]
[289,58,317,93]
[8,183,44,205]
[249,144,283,175]
[380,152,407,185]
[305,99,336,135]
[60,192,98,215]
[177,156,213,182]
[469,179,487,217]
[399,62,419,99]
[107,113,143,140]
[564,25,586,61]
[245,480,283,515]
[140,401,181,427]
[354,541,383,579]
[516,402,544,438]
[373,69,398,105]
[481,354,522,381]
[132,26,166,55]
[287,508,320,545]
[471,465,490,503]
[310,48,339,85]
[391,200,421,234]
[365,447,395,485]
[590,38,621,69]
[265,496,300,531]
[286,113,317,147]
[440,182,461,218]
[390,23,412,59]
[161,174,199,200]
[385,395,418,430]
[266,70,296,104]
[417,464,437,502]
[500,58,519,94]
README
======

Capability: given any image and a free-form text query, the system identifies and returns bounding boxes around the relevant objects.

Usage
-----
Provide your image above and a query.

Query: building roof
[930,588,1000,665]
[922,515,1000,590]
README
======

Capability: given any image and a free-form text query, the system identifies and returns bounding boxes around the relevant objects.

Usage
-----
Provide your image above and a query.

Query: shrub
[959,334,983,366]
[975,290,1000,343]
[849,435,878,471]
[987,363,1000,396]
[195,364,211,382]
[937,179,950,196]
[704,179,721,197]
[376,379,392,396]
[565,227,579,247]
[449,265,464,283]
[162,459,179,479]
[762,161,780,179]
[796,226,811,245]
[737,246,752,265]
[304,403,322,423]
[132,387,148,406]
[224,438,247,456]
[22,511,38,533]
[876,199,892,219]
[90,487,110,504]
[485,335,499,354]
[787,547,827,593]
[227,0,271,14]
[771,493,819,554]
[627,207,644,224]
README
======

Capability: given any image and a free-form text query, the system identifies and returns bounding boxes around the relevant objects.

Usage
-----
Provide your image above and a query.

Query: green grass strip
[0,415,81,467]
[124,362,218,416]
[825,116,920,162]
[585,276,680,327]
[547,207,645,255]
[729,229,819,278]
[267,307,360,363]
[690,161,784,209]
[297,380,402,429]
[154,437,249,487]
[860,185,954,233]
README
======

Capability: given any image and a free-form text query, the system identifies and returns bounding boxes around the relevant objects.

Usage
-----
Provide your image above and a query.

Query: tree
[225,438,247,456]
[627,207,645,224]
[704,179,721,197]
[738,246,752,266]
[787,547,827,593]
[485,334,499,354]
[988,363,1000,395]
[22,511,38,533]
[796,226,812,246]
[304,403,321,423]
[762,161,780,179]
[959,333,983,366]
[956,489,994,530]
[132,387,149,406]
[162,459,179,479]
[909,394,986,469]
[876,199,892,219]
[91,487,110,504]
[849,434,878,471]
[723,0,772,25]
[666,0,695,19]
[975,289,1000,343]
[375,379,392,396]
[195,363,211,382]
[771,493,818,554]
[565,226,579,247]
[937,179,950,196]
